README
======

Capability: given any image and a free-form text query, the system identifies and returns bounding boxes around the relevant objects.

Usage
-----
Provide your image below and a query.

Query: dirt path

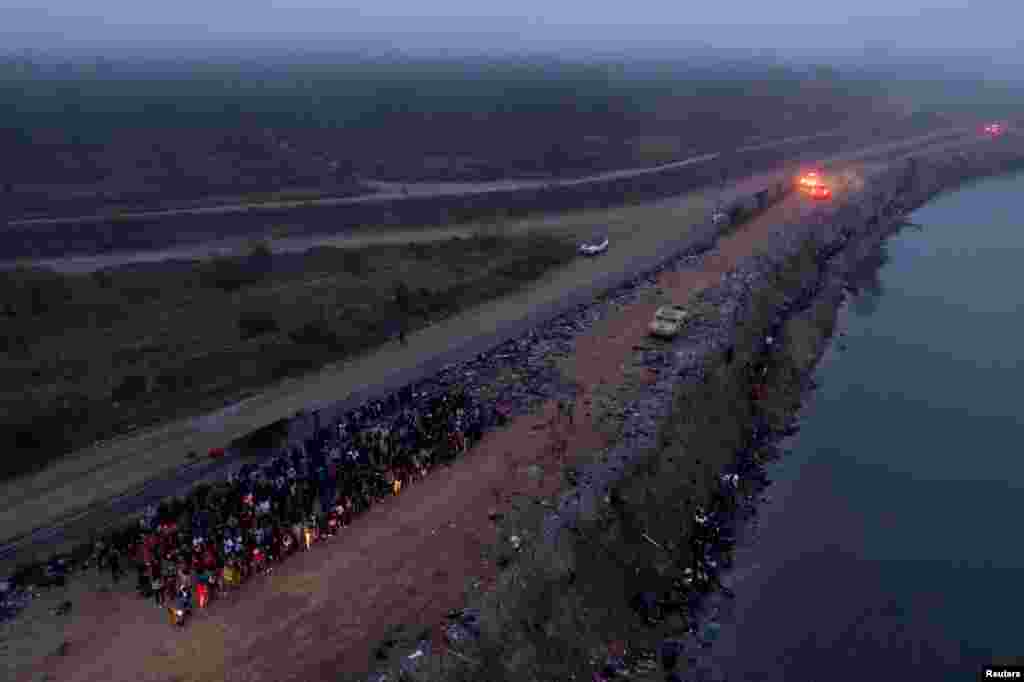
[2,227,481,275]
[6,188,826,682]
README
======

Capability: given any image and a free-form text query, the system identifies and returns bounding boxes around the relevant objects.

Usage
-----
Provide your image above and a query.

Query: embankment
[405,134,1024,681]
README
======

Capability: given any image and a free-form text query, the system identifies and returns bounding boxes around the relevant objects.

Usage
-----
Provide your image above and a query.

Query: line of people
[85,383,496,626]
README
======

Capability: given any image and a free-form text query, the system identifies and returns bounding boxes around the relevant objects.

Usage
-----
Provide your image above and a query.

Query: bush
[1,267,74,317]
[154,369,180,392]
[238,310,280,339]
[406,242,431,259]
[475,233,502,251]
[288,320,340,347]
[729,204,748,225]
[111,374,148,402]
[342,250,368,275]
[249,240,272,261]
[91,270,114,289]
[200,256,264,292]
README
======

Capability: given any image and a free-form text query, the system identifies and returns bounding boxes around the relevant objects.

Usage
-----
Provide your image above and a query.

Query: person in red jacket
[196,578,210,609]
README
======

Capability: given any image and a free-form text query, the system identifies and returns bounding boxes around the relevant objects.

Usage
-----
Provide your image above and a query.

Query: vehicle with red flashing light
[795,168,832,200]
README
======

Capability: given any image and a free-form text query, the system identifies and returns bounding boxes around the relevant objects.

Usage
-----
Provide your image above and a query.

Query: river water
[713,172,1024,681]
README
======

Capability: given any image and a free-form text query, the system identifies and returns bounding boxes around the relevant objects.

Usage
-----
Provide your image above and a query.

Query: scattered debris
[642,532,664,550]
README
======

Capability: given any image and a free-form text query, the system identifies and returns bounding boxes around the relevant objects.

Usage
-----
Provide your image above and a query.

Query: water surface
[716,171,1024,681]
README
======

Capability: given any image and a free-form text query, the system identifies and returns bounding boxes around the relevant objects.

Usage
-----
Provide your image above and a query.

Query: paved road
[0,125,979,572]
[1,126,970,275]
[10,227,481,276]
[2,127,859,230]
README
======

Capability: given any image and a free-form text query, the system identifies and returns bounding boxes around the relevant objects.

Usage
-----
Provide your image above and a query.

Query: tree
[238,310,280,339]
[112,374,148,402]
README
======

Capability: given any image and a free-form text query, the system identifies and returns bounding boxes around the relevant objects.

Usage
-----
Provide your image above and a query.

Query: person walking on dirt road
[151,572,164,608]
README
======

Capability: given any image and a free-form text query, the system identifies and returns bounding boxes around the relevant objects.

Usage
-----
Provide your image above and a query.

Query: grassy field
[0,52,897,219]
[0,230,577,483]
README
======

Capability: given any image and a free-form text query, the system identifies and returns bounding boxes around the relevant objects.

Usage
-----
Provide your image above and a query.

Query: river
[712,171,1024,680]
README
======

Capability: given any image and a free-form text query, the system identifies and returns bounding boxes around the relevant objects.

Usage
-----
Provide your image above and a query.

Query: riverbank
[376,133,1024,681]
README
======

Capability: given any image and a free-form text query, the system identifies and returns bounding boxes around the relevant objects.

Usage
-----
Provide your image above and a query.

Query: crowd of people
[83,383,498,625]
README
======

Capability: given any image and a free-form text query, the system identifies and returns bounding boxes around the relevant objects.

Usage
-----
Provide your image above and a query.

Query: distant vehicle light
[797,169,826,191]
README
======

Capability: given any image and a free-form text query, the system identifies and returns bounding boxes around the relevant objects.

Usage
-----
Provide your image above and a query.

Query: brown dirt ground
[6,189,825,682]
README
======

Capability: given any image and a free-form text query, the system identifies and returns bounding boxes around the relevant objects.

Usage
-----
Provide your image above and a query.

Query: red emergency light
[796,169,831,199]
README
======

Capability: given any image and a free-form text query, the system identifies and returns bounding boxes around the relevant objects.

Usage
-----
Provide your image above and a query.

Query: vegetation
[0,53,897,219]
[0,231,577,483]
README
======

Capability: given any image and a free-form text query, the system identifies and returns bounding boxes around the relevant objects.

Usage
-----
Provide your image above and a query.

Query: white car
[579,236,609,256]
[649,304,689,339]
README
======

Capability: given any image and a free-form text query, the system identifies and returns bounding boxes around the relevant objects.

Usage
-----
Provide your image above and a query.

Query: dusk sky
[3,1,1020,59]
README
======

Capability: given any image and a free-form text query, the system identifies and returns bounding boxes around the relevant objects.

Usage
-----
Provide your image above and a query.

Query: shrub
[729,204,748,225]
[342,250,368,275]
[475,233,502,251]
[269,349,322,380]
[248,240,272,261]
[154,370,180,392]
[406,242,430,259]
[393,281,411,312]
[288,320,340,347]
[238,310,280,339]
[91,270,114,289]
[200,256,264,292]
[1,267,73,317]
[111,374,148,402]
